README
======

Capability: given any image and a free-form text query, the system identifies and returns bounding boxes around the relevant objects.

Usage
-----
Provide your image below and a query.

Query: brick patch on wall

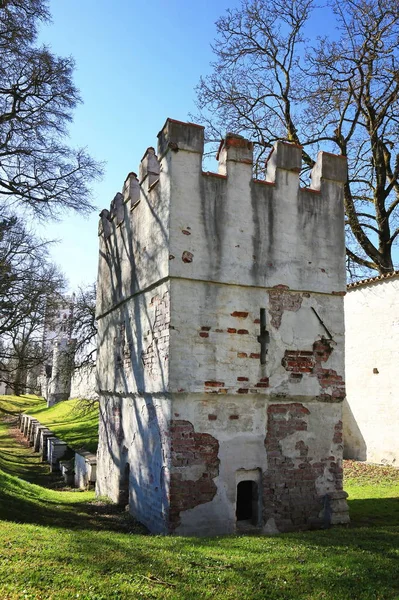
[169,420,220,531]
[197,312,269,393]
[268,286,303,329]
[182,251,193,263]
[282,338,345,401]
[111,404,124,445]
[333,420,343,444]
[141,291,169,374]
[263,404,343,532]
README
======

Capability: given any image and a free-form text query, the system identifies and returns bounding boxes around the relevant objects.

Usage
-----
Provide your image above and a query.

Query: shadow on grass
[349,497,399,527]
[18,513,396,600]
[0,419,61,485]
[1,483,398,600]
[0,469,146,533]
[0,416,131,532]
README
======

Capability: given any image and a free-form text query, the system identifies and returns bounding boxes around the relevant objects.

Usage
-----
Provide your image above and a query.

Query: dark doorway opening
[236,480,259,526]
[119,462,130,507]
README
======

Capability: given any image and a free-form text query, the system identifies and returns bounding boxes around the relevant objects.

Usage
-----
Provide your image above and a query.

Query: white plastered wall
[344,278,399,465]
[70,364,98,401]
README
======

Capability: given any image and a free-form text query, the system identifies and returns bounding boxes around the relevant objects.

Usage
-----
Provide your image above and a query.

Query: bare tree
[195,0,399,277]
[0,0,102,218]
[0,215,65,393]
[71,282,97,369]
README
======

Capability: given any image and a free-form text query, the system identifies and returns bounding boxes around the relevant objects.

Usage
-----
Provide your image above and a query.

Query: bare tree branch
[0,0,103,219]
[194,0,399,276]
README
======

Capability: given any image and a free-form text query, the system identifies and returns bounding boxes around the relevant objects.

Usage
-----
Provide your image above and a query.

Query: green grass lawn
[0,395,398,600]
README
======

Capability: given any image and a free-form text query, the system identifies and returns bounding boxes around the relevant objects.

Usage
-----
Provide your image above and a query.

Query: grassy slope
[0,394,99,453]
[0,394,45,415]
[28,397,99,453]
[0,396,398,600]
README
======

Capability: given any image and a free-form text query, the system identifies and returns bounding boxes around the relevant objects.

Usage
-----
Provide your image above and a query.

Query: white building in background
[344,272,399,465]
[38,295,75,404]
[42,294,75,355]
[39,293,98,404]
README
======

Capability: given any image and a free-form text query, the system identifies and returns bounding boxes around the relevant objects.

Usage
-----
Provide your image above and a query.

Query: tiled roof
[347,270,399,289]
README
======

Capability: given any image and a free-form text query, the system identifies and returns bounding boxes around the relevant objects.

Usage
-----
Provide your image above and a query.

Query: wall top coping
[347,270,399,291]
[76,449,97,463]
[51,439,68,446]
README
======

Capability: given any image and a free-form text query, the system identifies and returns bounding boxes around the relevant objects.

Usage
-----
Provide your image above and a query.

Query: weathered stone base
[74,450,97,489]
[95,394,349,536]
[322,490,350,526]
[60,459,75,486]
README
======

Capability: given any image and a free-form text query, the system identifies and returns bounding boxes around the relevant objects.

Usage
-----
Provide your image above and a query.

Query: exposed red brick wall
[263,404,343,531]
[268,286,303,329]
[169,420,220,531]
[141,291,169,373]
[333,420,343,444]
[282,338,345,401]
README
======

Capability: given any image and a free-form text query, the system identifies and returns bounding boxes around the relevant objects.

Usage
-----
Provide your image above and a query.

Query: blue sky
[36,1,391,288]
[37,0,242,290]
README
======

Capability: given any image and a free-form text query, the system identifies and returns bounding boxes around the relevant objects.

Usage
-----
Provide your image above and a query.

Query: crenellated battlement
[99,119,346,236]
[97,119,347,318]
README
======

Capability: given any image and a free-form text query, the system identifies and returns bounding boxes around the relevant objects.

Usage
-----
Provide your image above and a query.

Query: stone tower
[95,119,349,535]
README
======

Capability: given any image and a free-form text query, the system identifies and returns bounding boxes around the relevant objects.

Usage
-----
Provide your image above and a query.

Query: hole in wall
[118,462,130,507]
[236,480,259,526]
